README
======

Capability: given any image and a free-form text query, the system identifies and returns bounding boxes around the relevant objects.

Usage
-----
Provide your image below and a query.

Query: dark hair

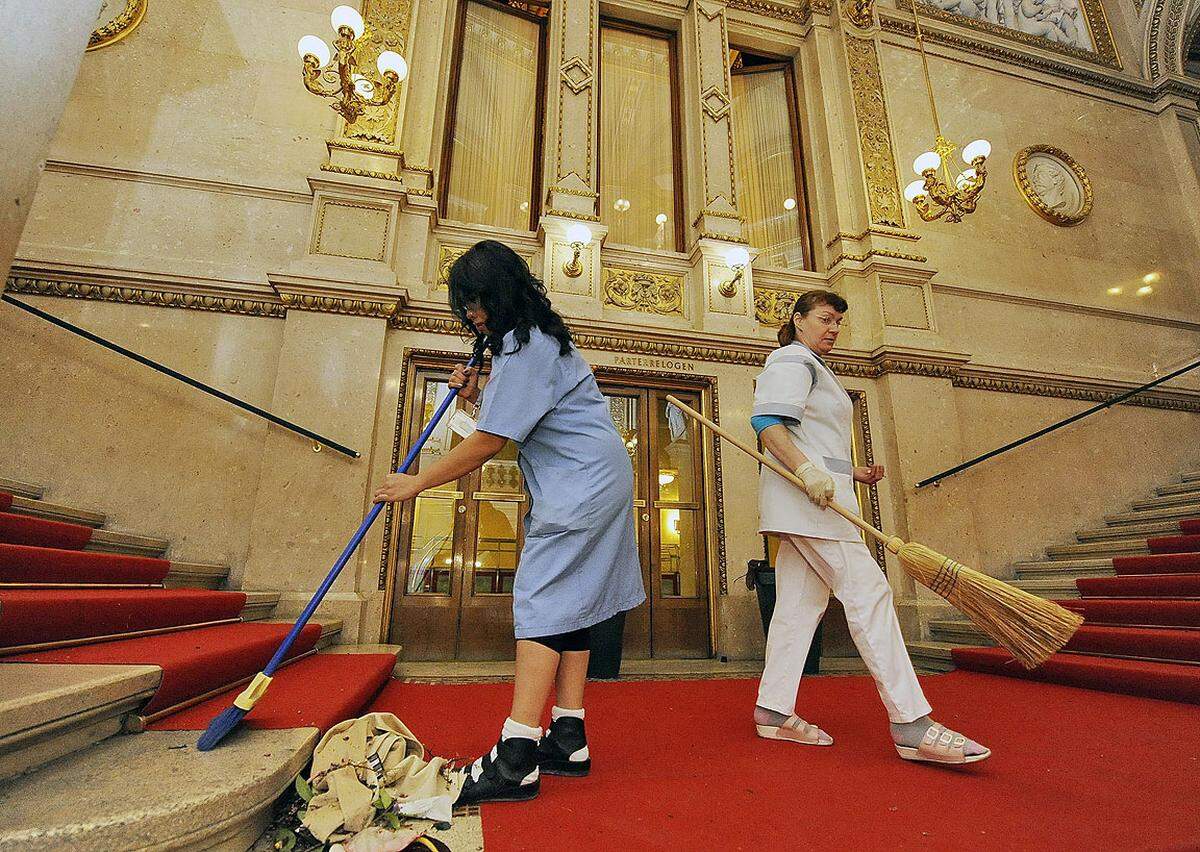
[777,289,849,347]
[447,240,574,356]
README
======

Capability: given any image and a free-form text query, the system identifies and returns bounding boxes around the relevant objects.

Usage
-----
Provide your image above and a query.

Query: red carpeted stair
[0,544,170,585]
[954,510,1200,704]
[0,512,94,549]
[0,484,400,739]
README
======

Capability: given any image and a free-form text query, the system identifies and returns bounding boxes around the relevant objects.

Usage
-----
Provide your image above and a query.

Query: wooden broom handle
[664,394,899,550]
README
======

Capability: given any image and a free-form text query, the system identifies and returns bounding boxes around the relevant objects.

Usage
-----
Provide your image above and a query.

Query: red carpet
[1061,598,1200,627]
[1076,573,1200,597]
[0,513,93,549]
[1060,624,1200,662]
[950,647,1200,704]
[1180,518,1200,534]
[369,673,1200,850]
[1113,551,1200,574]
[0,543,169,585]
[5,621,324,715]
[0,588,246,648]
[149,653,397,731]
[0,493,12,512]
[1147,534,1200,554]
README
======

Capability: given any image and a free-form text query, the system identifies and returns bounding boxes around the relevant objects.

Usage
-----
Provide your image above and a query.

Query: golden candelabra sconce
[901,2,991,223]
[718,246,750,298]
[297,5,408,125]
[562,223,591,278]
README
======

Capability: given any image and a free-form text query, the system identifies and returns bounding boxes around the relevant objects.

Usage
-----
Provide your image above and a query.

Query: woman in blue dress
[373,240,646,805]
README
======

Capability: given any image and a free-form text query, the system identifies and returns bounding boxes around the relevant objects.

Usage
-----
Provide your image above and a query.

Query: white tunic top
[753,342,864,542]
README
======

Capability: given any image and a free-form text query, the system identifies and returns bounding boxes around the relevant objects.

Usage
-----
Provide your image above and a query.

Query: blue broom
[198,337,487,750]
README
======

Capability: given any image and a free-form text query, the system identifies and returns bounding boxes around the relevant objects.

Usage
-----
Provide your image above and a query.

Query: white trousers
[756,534,932,724]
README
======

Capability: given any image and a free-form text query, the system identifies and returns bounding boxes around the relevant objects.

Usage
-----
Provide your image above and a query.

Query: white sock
[551,705,585,721]
[501,717,542,742]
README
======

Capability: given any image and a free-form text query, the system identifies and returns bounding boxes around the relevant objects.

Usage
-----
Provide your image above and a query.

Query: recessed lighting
[1107,287,1123,295]
[1137,285,1154,296]
[1142,272,1161,285]
[783,197,797,210]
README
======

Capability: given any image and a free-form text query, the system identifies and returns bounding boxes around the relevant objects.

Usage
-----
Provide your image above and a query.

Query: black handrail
[3,293,360,459]
[916,358,1200,488]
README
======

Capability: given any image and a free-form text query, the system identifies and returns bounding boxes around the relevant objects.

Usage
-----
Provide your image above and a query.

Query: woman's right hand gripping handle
[449,363,481,404]
[795,461,835,508]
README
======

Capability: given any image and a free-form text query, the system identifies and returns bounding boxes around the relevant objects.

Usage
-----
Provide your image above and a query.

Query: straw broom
[664,395,1082,669]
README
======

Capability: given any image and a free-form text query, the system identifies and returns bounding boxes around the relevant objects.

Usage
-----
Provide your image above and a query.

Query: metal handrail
[3,293,360,459]
[917,357,1200,488]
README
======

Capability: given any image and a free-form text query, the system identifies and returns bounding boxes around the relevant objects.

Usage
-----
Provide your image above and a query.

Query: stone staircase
[0,476,400,850]
[910,468,1200,676]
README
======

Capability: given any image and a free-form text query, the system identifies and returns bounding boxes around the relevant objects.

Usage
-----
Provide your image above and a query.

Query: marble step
[0,478,43,500]
[240,591,280,622]
[906,641,957,673]
[1157,480,1200,497]
[1105,502,1200,526]
[0,663,160,783]
[929,620,993,646]
[1013,558,1115,580]
[1045,539,1149,560]
[1183,470,1200,483]
[4,495,105,528]
[85,528,169,558]
[1131,490,1200,511]
[1076,519,1182,542]
[0,727,317,851]
[1009,577,1081,598]
[162,561,228,590]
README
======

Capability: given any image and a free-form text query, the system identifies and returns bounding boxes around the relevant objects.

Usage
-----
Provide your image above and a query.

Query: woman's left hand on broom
[853,465,885,484]
[372,472,425,503]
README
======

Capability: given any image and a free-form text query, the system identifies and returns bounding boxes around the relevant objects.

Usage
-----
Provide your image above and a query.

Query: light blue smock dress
[475,327,646,639]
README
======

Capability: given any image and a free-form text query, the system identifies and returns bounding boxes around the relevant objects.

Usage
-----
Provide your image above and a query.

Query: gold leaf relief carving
[845,37,904,228]
[601,268,685,316]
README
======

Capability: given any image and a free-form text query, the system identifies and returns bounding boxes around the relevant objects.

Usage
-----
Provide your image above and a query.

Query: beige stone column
[0,0,102,283]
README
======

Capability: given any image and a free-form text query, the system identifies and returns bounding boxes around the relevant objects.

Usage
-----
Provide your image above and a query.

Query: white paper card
[448,408,477,438]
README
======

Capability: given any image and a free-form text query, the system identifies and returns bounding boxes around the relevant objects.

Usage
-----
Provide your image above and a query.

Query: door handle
[641,513,650,522]
[458,505,466,514]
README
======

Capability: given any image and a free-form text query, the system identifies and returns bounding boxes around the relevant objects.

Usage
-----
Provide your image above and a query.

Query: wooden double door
[387,364,711,661]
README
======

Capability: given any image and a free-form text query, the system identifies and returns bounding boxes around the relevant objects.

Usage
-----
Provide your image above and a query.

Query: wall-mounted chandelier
[902,3,991,223]
[297,5,408,124]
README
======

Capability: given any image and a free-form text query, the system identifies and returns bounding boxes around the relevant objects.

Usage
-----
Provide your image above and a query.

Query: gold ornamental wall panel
[845,36,905,229]
[344,0,414,145]
[754,286,799,326]
[601,267,685,317]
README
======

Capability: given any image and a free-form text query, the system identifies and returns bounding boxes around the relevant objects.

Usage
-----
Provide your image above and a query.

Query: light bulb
[297,35,331,67]
[913,151,941,175]
[955,169,977,190]
[783,197,797,211]
[330,5,365,38]
[1142,272,1161,284]
[655,212,668,226]
[1107,286,1123,295]
[566,223,591,245]
[353,75,373,97]
[1137,285,1154,296]
[904,180,927,202]
[376,50,408,80]
[962,139,991,163]
[725,246,750,268]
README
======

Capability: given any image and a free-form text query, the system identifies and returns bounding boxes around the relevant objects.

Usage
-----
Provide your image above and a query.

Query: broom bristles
[897,542,1083,669]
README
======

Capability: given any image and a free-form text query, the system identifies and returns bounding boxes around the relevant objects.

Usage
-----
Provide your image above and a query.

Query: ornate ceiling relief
[845,36,906,228]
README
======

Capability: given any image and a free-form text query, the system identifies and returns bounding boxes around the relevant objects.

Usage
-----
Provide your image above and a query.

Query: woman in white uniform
[751,290,989,765]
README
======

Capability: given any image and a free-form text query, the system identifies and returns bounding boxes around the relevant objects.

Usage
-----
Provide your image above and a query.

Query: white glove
[795,462,835,508]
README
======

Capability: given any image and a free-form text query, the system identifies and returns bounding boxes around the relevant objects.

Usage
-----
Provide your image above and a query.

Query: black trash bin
[586,610,627,679]
[747,558,820,674]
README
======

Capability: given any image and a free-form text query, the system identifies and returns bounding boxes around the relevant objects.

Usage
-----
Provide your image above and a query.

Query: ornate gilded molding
[1013,145,1093,227]
[555,0,596,188]
[278,293,398,318]
[827,248,928,268]
[545,207,601,222]
[435,245,468,290]
[560,56,594,95]
[343,0,412,144]
[845,36,905,229]
[692,208,745,226]
[709,378,729,594]
[826,227,920,247]
[894,0,1119,69]
[330,138,405,157]
[4,275,284,318]
[88,0,147,51]
[754,286,799,325]
[601,268,685,316]
[843,0,875,29]
[953,370,1200,412]
[549,185,599,199]
[849,388,888,567]
[319,163,402,182]
[697,229,751,244]
[725,0,814,23]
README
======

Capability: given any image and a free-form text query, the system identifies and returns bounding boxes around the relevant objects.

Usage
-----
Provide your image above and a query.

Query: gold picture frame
[88,0,148,52]
[1013,144,1094,227]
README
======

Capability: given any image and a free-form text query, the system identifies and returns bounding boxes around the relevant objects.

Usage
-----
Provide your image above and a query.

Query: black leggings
[527,627,591,653]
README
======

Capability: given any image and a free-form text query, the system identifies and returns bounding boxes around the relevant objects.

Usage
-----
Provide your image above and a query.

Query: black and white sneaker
[534,716,591,777]
[455,737,540,805]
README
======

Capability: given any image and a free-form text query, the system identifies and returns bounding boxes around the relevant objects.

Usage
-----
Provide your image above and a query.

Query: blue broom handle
[261,342,486,676]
